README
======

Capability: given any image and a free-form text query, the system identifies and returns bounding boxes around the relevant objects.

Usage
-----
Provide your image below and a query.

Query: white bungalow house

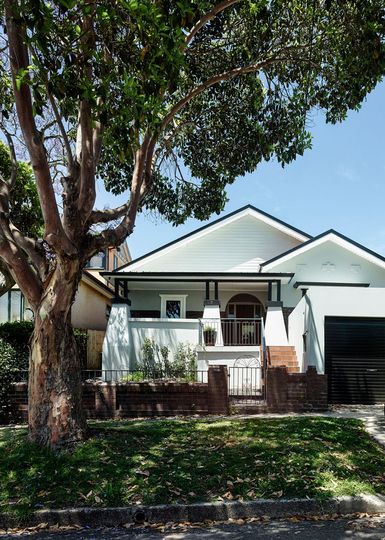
[102,205,385,404]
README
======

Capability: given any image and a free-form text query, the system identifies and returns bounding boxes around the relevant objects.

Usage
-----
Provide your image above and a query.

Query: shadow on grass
[1,417,385,520]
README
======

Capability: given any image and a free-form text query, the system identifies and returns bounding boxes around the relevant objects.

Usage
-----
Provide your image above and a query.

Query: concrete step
[269,354,297,360]
[269,362,299,368]
[268,346,296,352]
[269,351,297,356]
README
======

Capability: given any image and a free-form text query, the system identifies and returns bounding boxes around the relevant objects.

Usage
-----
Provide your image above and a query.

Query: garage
[325,316,385,404]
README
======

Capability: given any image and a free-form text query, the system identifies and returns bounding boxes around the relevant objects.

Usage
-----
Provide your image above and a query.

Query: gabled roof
[261,229,385,271]
[117,205,311,272]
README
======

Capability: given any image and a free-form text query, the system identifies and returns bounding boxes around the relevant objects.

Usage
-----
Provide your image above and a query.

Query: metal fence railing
[12,369,207,384]
[199,318,262,347]
[81,369,207,383]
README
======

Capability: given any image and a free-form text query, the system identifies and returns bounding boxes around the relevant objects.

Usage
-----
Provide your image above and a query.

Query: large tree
[0,0,384,449]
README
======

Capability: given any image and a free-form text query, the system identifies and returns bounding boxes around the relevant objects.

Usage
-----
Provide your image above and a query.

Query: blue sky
[96,80,385,261]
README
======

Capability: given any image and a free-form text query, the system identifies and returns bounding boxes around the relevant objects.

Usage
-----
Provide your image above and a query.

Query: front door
[236,304,255,319]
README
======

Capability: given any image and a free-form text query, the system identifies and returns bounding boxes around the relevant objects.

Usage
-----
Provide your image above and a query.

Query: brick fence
[266,366,327,412]
[8,365,230,423]
[7,365,327,422]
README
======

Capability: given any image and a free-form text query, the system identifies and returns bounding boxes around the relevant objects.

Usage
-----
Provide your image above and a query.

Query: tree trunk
[28,261,86,449]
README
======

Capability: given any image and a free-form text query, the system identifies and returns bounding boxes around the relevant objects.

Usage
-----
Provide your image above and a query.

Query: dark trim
[293,281,370,289]
[261,229,385,268]
[267,281,272,302]
[115,205,311,272]
[204,299,221,306]
[111,298,132,306]
[266,301,283,307]
[102,271,294,279]
[276,280,281,302]
[82,270,113,295]
[214,281,219,300]
[205,281,210,301]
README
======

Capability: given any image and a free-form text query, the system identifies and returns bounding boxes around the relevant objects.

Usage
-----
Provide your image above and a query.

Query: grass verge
[1,417,385,520]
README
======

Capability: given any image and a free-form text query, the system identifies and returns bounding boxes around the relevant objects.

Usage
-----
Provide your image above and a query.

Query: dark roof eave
[101,271,294,283]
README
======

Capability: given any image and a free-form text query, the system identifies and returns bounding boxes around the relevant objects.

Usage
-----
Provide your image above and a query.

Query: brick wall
[266,366,327,412]
[7,366,229,423]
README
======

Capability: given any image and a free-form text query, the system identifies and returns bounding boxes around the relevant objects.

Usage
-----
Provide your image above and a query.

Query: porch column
[264,301,288,346]
[202,281,223,346]
[102,298,132,371]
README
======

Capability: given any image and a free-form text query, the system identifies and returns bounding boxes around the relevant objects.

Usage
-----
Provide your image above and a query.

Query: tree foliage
[1,1,384,235]
[0,142,43,294]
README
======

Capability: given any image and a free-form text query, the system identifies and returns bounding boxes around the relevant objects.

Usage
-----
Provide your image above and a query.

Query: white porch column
[264,302,288,346]
[102,300,132,370]
[202,300,223,346]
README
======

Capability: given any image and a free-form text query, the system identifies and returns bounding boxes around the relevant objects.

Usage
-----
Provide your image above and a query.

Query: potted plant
[203,324,217,346]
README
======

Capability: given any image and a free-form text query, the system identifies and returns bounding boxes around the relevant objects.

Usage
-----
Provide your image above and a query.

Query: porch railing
[199,318,262,347]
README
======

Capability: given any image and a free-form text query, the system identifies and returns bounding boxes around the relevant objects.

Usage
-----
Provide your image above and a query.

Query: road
[3,516,385,539]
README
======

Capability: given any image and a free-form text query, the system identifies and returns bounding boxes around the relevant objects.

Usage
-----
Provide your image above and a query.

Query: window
[0,290,31,322]
[160,295,187,319]
[86,250,107,269]
[113,254,119,270]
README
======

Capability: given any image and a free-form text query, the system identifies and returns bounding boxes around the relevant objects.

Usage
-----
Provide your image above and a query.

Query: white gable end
[265,239,385,286]
[124,212,304,273]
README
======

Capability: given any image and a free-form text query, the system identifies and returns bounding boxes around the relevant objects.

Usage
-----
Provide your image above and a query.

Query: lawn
[1,417,385,521]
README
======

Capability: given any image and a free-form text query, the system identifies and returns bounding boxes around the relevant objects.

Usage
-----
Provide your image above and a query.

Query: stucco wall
[288,287,385,374]
[71,281,110,331]
[103,303,201,370]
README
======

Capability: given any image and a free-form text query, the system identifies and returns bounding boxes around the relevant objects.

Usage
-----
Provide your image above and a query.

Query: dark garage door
[325,316,385,404]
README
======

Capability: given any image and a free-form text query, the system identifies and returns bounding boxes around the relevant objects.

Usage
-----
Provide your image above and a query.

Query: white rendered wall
[103,303,132,370]
[265,306,288,346]
[288,287,385,374]
[103,313,200,370]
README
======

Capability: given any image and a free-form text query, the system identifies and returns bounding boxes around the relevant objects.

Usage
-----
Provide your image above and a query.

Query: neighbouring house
[0,244,131,368]
[102,205,385,405]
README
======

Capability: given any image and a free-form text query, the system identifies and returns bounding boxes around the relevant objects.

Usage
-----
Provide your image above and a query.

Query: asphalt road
[3,517,385,540]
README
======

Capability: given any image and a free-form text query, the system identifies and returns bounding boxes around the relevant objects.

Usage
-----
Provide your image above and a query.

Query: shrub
[120,371,145,382]
[0,320,33,364]
[139,339,197,381]
[0,321,88,369]
[0,338,21,423]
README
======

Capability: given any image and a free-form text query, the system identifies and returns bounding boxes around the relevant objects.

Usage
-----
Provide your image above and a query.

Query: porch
[101,271,297,396]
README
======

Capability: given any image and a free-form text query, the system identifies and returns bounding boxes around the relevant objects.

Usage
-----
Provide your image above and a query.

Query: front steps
[267,346,299,373]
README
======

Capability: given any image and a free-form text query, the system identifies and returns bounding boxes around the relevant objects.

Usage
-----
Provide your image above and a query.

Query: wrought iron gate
[228,355,265,403]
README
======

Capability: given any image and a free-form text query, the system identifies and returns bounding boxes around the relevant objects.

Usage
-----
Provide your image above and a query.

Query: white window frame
[160,294,188,319]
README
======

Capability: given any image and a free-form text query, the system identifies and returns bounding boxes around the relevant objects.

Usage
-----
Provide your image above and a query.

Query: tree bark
[28,260,86,449]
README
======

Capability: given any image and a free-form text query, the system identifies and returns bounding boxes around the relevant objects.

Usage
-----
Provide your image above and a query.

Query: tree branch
[77,0,96,219]
[161,45,307,131]
[47,90,74,171]
[88,202,130,225]
[5,0,76,256]
[0,258,15,296]
[184,0,241,48]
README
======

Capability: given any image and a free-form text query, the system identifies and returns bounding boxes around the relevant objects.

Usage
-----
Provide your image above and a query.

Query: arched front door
[224,294,264,345]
